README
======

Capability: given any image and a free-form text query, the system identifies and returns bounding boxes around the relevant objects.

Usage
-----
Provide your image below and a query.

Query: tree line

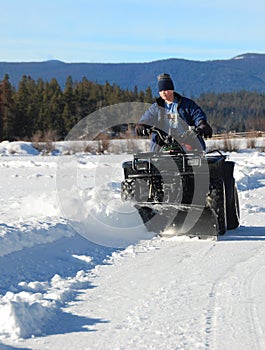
[0,73,265,141]
[198,91,265,133]
[0,74,153,141]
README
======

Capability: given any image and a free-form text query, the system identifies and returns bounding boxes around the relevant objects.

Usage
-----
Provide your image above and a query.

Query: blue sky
[1,0,265,63]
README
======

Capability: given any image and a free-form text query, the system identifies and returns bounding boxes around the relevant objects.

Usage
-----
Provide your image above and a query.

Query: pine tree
[40,78,64,137]
[62,76,78,133]
[0,74,15,140]
[143,86,154,103]
[14,75,31,139]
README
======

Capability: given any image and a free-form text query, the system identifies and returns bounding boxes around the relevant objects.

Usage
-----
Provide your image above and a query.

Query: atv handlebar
[146,126,205,154]
[150,125,201,142]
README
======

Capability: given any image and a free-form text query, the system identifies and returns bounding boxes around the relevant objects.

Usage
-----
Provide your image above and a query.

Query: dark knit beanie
[157,73,174,91]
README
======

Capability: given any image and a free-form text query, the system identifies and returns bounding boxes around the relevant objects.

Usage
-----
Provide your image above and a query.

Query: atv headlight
[187,157,201,167]
[134,159,149,171]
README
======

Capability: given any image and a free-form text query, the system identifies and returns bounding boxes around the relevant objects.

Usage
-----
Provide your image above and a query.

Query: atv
[121,127,240,238]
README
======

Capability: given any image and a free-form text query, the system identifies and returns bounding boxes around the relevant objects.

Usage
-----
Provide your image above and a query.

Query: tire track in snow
[244,259,265,350]
[117,240,220,350]
[71,239,220,350]
[204,243,265,350]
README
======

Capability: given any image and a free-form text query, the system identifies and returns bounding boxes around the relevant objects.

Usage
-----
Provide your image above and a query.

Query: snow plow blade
[135,204,219,239]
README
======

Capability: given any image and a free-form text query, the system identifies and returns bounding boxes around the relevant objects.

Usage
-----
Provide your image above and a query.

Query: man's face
[159,90,174,101]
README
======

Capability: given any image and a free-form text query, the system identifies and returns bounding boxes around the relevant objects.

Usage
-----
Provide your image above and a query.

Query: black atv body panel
[121,147,240,238]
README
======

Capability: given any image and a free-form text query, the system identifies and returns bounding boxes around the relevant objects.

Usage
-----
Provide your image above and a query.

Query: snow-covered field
[0,140,265,350]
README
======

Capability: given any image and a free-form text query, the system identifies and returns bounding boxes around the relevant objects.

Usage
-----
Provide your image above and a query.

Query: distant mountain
[1,53,265,97]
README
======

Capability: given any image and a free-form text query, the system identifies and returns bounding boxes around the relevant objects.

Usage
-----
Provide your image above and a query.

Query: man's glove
[197,120,213,138]
[135,124,151,136]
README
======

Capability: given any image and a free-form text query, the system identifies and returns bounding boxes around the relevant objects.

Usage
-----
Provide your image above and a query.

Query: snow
[0,141,265,349]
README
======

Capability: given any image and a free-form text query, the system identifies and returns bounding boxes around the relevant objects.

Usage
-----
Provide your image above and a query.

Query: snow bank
[1,138,264,157]
[0,139,149,157]
[0,141,39,156]
[0,220,73,257]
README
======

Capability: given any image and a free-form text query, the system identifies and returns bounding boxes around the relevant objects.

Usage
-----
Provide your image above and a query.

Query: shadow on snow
[0,232,117,339]
[218,225,265,241]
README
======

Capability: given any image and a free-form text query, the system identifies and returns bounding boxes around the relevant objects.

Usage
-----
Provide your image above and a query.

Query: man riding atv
[121,74,240,238]
[135,73,212,151]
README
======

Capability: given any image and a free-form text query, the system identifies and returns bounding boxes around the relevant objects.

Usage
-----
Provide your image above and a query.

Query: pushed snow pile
[58,180,155,248]
[18,192,61,218]
[0,292,54,340]
[0,271,91,340]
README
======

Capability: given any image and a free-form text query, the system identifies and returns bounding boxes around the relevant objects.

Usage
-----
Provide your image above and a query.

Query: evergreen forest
[0,74,265,141]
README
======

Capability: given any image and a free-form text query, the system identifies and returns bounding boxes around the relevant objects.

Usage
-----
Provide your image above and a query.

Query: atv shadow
[218,225,265,241]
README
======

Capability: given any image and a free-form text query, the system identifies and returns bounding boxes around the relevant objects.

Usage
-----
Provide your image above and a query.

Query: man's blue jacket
[139,92,208,151]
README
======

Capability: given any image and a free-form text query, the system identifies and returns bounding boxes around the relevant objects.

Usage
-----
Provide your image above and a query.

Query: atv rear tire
[224,161,240,230]
[226,184,240,230]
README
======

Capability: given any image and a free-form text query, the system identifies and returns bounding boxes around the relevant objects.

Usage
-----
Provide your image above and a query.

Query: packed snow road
[0,144,265,349]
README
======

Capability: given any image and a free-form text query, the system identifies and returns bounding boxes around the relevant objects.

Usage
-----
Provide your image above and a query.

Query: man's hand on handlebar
[197,120,213,138]
[135,124,151,136]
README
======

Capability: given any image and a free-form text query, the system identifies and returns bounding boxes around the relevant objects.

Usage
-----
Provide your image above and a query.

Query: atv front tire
[206,179,227,235]
[121,179,135,201]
